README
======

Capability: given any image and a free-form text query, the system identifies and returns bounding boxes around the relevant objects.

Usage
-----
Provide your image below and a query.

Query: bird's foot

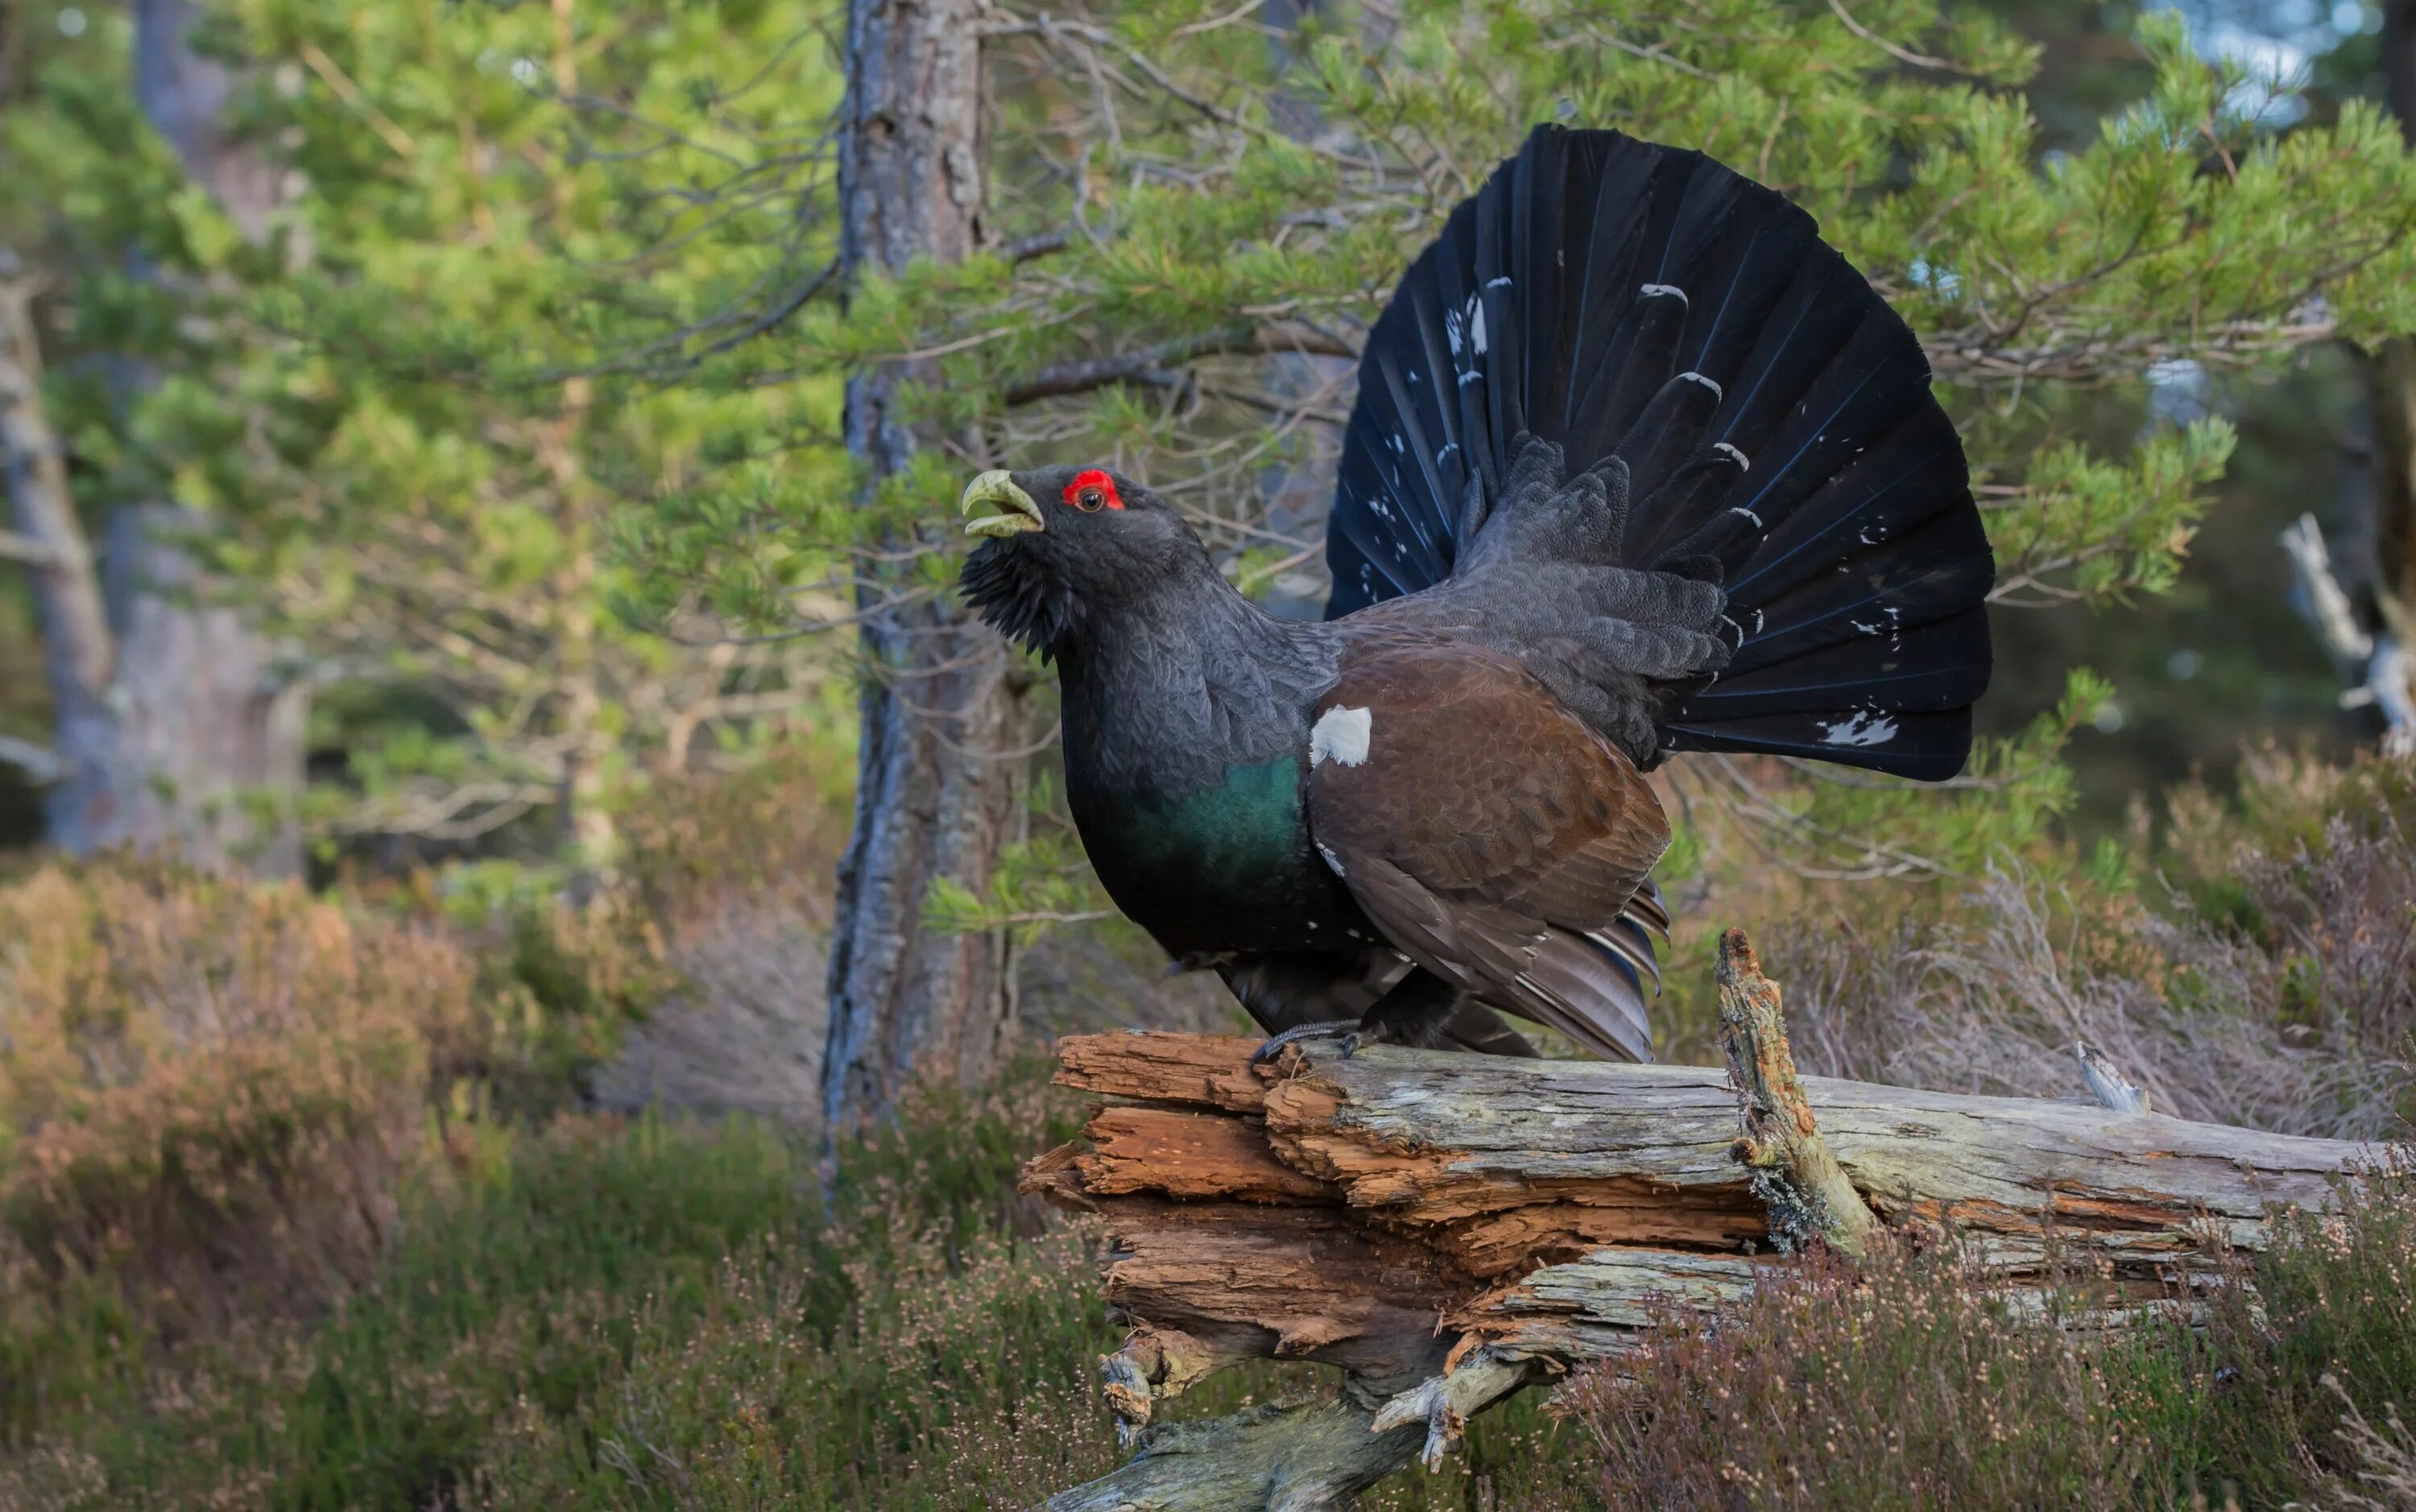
[1248,1019,1364,1066]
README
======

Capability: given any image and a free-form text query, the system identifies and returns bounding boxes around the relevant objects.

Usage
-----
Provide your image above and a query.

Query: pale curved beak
[962,470,1044,538]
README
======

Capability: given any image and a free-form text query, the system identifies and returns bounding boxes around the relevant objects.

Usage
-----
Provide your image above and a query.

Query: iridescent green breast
[1071,754,1365,955]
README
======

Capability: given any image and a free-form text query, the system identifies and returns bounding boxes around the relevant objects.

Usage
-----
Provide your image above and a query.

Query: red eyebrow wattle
[1065,469,1123,509]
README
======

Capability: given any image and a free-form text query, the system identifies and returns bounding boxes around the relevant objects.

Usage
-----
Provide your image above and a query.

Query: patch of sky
[1908,259,1963,301]
[2145,358,2211,430]
[2150,0,2368,129]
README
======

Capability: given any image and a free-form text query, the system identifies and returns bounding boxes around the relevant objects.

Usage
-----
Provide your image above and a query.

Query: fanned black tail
[1326,126,1992,781]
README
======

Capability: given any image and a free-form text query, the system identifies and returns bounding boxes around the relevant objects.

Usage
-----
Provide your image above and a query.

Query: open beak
[962,471,1044,538]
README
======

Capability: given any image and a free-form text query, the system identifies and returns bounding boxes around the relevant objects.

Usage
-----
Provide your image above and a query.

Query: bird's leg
[1247,1019,1363,1065]
[1248,972,1473,1066]
[1355,969,1467,1051]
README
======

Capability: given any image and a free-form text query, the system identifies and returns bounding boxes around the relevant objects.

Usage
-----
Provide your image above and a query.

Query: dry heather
[1563,1237,2159,1511]
[1562,1152,2416,1511]
[0,861,483,1360]
[1769,752,2416,1141]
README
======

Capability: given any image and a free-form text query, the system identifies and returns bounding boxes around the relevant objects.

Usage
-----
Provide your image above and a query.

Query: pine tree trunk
[821,0,1028,1130]
[2372,0,2416,678]
[40,0,308,873]
[542,8,616,891]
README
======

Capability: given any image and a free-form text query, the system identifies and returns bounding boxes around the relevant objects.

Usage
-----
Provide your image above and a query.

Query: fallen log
[1028,929,2375,1510]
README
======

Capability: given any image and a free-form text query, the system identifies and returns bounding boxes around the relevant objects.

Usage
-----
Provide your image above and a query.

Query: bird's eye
[1062,469,1123,512]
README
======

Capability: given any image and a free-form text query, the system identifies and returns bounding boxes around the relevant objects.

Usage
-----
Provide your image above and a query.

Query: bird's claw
[1248,1020,1363,1066]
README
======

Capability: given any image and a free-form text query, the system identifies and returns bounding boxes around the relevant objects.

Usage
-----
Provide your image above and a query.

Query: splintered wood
[1026,932,2376,1508]
[1025,944,2373,1404]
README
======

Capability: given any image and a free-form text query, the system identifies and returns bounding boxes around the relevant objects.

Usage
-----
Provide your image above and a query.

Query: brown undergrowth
[0,861,482,1429]
[1562,1154,2416,1511]
[6,748,2414,1508]
[1762,746,2416,1140]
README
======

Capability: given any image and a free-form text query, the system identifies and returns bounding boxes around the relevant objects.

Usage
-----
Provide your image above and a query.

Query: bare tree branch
[1003,321,1356,406]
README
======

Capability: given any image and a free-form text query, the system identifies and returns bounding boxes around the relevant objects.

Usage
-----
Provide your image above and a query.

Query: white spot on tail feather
[1318,842,1348,878]
[1818,710,1900,748]
[1311,705,1374,768]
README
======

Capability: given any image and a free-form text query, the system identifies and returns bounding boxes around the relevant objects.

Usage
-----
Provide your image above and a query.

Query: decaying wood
[1030,927,2375,1510]
[1039,1396,1428,1512]
[1714,927,1881,1255]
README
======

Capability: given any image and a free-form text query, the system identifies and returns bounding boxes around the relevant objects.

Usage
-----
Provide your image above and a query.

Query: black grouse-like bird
[959,126,1992,1063]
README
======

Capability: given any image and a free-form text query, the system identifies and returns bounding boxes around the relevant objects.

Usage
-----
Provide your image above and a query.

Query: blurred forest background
[2,0,2415,1505]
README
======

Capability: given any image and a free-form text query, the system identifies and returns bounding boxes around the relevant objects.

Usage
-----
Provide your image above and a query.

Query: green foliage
[14,0,2416,895]
[3,0,846,862]
[1992,418,2237,605]
[925,827,1119,941]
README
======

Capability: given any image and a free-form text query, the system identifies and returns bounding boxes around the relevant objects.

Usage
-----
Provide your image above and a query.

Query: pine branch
[1003,322,1355,406]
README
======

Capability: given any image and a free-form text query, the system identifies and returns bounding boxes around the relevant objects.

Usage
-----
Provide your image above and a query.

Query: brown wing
[1305,642,1671,1061]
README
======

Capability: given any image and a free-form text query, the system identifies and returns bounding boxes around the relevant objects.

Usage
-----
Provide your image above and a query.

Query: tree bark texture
[823,0,1029,1130]
[1026,933,2373,1508]
[29,0,307,871]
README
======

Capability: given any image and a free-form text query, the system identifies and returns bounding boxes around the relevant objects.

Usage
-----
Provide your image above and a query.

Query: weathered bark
[537,0,615,889]
[1029,932,2375,1507]
[1041,1398,1428,1512]
[23,0,306,870]
[822,0,1029,1130]
[1716,927,1881,1255]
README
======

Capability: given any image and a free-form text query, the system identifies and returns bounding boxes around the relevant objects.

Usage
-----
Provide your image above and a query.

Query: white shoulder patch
[1309,704,1373,768]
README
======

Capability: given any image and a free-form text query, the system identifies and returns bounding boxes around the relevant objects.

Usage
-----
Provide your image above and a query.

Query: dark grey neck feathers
[1058,560,1339,797]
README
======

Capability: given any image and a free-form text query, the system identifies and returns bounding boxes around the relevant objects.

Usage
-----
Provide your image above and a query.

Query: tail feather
[1327,125,1992,782]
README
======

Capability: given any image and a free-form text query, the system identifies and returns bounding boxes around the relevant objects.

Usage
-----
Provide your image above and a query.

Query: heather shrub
[1769,748,2416,1139]
[457,891,681,1117]
[2162,1153,2416,1507]
[466,1221,1121,1508]
[0,1069,1089,1510]
[1564,1155,2416,1511]
[0,859,486,1433]
[618,736,851,932]
[1565,1234,2162,1511]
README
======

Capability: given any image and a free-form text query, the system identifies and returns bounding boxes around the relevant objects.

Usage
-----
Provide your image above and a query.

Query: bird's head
[957,465,1208,658]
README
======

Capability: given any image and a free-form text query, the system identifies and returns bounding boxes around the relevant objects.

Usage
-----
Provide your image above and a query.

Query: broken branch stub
[1715,926,1883,1256]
